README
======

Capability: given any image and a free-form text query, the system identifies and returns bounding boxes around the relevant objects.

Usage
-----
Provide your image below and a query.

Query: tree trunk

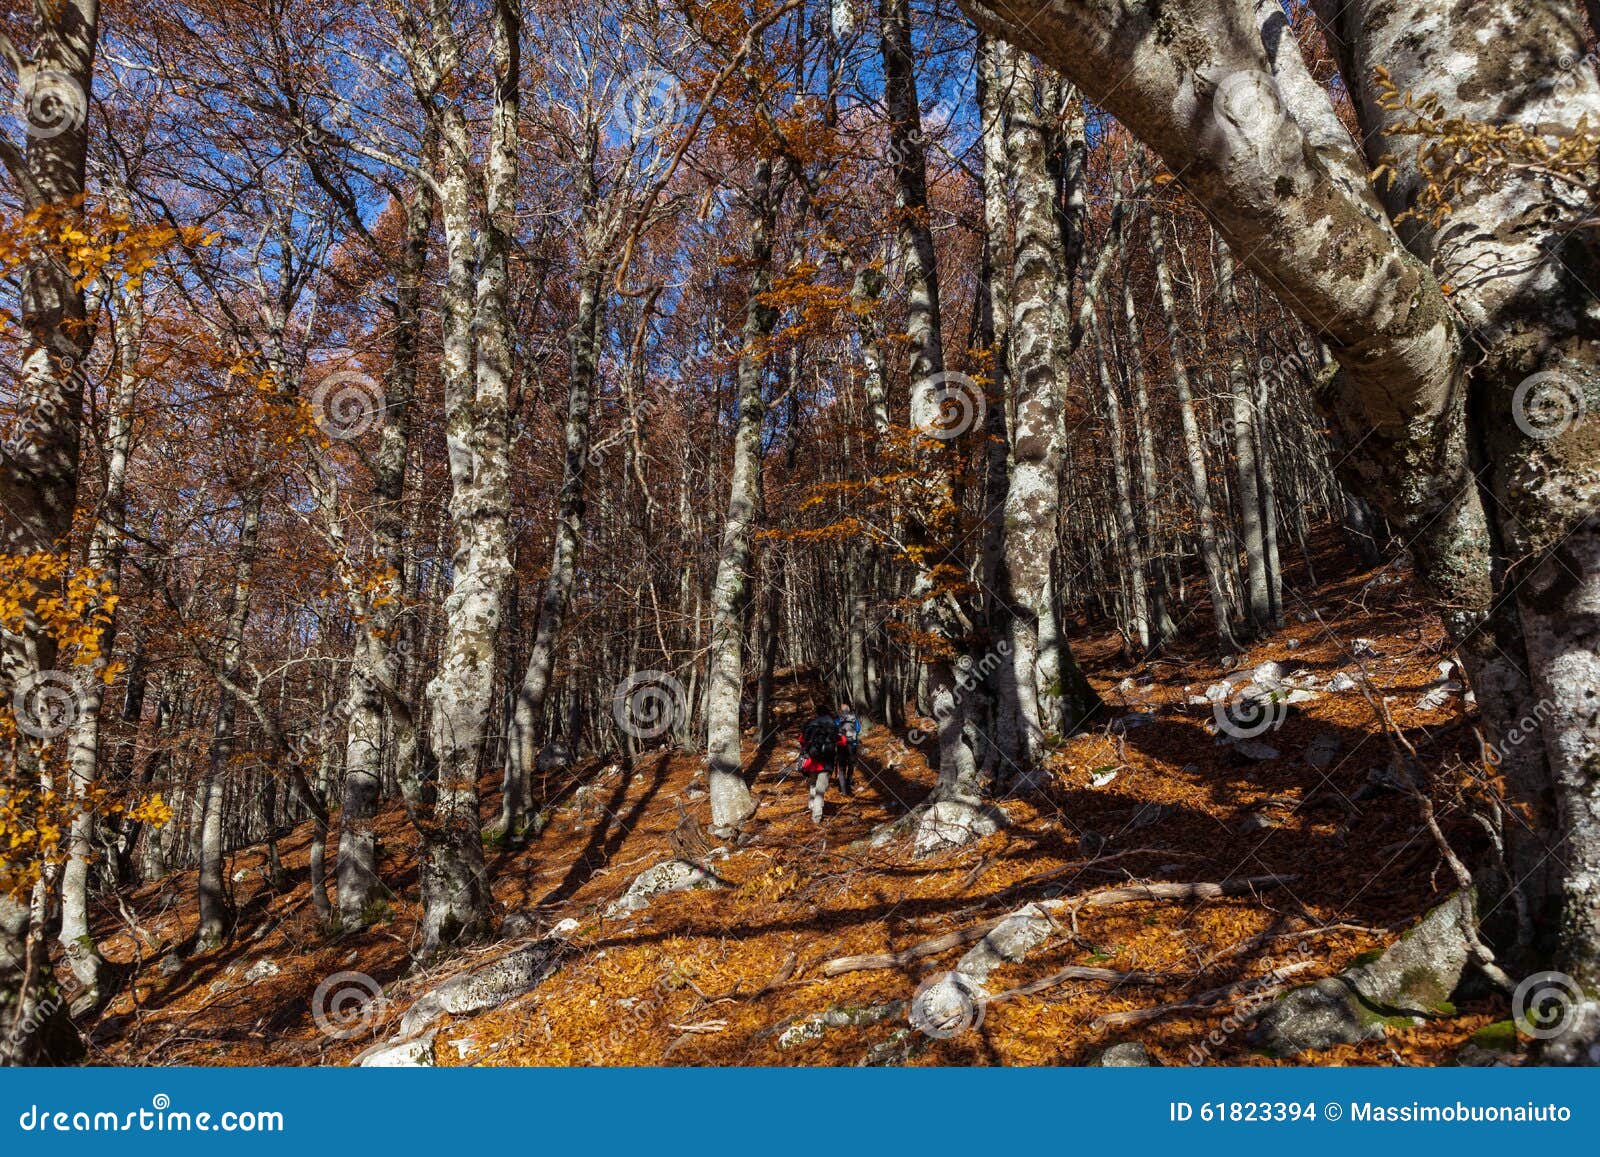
[706,158,780,836]
[501,260,606,836]
[416,0,519,955]
[1150,218,1239,652]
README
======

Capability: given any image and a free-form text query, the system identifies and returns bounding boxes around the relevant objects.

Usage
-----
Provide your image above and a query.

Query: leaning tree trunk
[705,158,781,836]
[1319,0,1600,1054]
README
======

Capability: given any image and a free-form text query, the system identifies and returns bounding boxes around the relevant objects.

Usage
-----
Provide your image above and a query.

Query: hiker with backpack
[798,708,841,824]
[833,701,861,797]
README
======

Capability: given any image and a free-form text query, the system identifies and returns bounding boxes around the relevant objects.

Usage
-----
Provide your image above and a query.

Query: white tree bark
[706,159,781,835]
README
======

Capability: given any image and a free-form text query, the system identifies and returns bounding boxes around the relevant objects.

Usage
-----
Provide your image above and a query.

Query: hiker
[833,700,861,796]
[798,708,840,824]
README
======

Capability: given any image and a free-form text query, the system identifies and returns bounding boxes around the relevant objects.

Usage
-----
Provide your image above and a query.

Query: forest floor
[76,534,1518,1067]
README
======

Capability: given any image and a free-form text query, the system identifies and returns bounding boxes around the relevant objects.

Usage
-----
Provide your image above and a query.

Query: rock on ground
[605,858,729,917]
[1090,1041,1156,1066]
[398,935,573,1038]
[356,1030,437,1068]
[1250,891,1474,1057]
[958,905,1054,983]
[912,800,1007,858]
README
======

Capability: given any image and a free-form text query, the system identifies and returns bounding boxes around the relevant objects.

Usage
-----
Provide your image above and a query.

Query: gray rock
[158,952,184,977]
[1204,680,1235,702]
[1128,802,1176,829]
[1234,811,1278,834]
[356,1030,436,1068]
[912,801,1007,857]
[398,936,570,1037]
[1231,740,1281,762]
[243,959,280,983]
[776,1016,825,1049]
[958,905,1054,982]
[909,972,989,1039]
[859,1027,925,1067]
[1111,711,1156,733]
[1091,1041,1156,1067]
[1250,891,1474,1056]
[535,741,573,773]
[1248,977,1389,1056]
[1415,681,1462,711]
[1456,1043,1511,1067]
[1328,672,1359,692]
[606,858,729,917]
[821,1000,906,1029]
[1252,661,1286,686]
[1345,890,1473,1015]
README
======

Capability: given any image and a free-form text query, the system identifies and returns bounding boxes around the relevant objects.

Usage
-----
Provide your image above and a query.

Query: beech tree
[962,0,1600,1057]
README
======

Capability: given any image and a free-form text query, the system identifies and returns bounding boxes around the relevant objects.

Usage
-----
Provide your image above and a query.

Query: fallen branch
[991,964,1171,1001]
[1090,961,1320,1030]
[819,875,1298,977]
[820,918,1009,977]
